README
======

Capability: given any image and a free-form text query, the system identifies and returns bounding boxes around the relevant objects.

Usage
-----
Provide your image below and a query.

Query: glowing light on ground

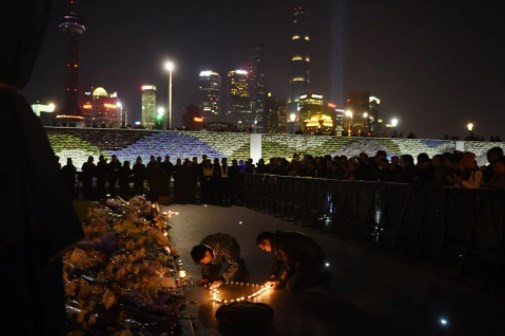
[207,282,273,304]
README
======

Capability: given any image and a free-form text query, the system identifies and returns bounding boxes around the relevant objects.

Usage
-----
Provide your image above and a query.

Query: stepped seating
[262,135,458,163]
[108,131,240,164]
[46,127,156,151]
[47,133,106,169]
[45,128,496,170]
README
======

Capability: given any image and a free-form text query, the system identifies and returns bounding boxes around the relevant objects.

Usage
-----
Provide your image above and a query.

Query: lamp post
[390,117,399,137]
[117,101,124,127]
[157,106,165,130]
[164,60,175,129]
[48,103,56,112]
[345,110,353,136]
[290,113,296,134]
[363,112,370,136]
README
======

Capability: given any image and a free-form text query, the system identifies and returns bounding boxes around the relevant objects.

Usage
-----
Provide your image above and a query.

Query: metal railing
[242,174,505,289]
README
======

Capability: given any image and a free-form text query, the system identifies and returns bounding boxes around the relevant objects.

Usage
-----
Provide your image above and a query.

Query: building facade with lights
[299,93,334,134]
[344,91,370,136]
[227,70,252,128]
[288,2,311,119]
[265,92,288,133]
[343,92,381,136]
[141,85,157,128]
[182,104,204,131]
[32,102,56,126]
[57,0,86,126]
[199,71,221,120]
[247,46,267,132]
[81,87,121,127]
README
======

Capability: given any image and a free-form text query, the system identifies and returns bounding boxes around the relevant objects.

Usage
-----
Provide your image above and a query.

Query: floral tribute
[64,196,183,336]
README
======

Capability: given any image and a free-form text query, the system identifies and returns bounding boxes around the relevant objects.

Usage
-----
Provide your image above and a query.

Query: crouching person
[256,231,329,293]
[191,233,248,289]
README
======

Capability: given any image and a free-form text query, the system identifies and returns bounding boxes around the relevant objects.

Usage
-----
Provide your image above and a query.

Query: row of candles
[208,282,273,304]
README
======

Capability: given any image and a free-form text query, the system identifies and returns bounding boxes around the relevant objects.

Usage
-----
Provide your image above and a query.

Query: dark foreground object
[216,302,274,335]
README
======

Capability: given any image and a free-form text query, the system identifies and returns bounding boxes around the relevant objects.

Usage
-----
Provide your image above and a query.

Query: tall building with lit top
[141,85,157,128]
[227,70,252,127]
[199,71,221,120]
[58,0,86,126]
[288,2,311,118]
[247,46,266,131]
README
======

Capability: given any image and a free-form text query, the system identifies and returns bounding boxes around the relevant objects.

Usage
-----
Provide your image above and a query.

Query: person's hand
[264,280,280,289]
[199,278,209,286]
[209,280,223,290]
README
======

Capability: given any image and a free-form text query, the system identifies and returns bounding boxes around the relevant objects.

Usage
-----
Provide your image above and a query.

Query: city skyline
[24,0,505,138]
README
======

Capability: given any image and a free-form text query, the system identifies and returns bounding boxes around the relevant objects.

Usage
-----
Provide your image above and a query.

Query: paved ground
[165,204,505,336]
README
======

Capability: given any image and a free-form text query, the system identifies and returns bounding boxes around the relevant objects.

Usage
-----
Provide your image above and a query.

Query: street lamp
[117,101,124,127]
[163,60,175,129]
[345,110,353,136]
[157,106,165,129]
[363,112,372,136]
[391,118,399,128]
[466,122,474,132]
[48,102,56,112]
[290,113,296,134]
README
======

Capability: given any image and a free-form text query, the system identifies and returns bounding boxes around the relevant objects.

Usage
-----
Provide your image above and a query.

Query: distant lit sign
[141,85,156,91]
[194,117,204,122]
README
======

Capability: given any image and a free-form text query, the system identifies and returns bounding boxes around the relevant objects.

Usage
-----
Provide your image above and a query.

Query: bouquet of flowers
[64,197,183,335]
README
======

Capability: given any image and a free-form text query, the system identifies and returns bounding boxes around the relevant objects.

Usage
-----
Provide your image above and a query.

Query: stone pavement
[164,204,505,336]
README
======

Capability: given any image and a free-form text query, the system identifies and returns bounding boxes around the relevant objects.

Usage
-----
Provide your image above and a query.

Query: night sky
[24,0,505,139]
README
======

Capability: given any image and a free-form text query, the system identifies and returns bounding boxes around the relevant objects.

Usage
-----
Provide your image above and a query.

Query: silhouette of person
[1,1,83,332]
[96,155,109,200]
[118,160,132,199]
[108,155,122,197]
[81,156,96,200]
[132,156,146,195]
[61,158,77,199]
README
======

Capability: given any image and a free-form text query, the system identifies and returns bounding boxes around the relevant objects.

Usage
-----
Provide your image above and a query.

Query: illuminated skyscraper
[58,0,86,126]
[141,85,157,128]
[247,46,266,131]
[288,2,311,118]
[265,92,287,133]
[199,70,221,120]
[227,70,252,128]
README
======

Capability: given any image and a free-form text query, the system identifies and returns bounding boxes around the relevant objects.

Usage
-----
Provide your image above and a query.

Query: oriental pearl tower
[57,0,86,126]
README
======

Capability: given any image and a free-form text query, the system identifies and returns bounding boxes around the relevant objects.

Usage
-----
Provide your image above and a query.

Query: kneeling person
[257,231,328,293]
[191,233,247,289]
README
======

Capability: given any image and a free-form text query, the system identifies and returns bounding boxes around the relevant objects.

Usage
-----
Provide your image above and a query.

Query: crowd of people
[57,146,505,204]
[253,147,505,189]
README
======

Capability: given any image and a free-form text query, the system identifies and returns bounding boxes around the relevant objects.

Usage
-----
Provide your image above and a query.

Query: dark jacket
[270,231,324,282]
[201,233,241,282]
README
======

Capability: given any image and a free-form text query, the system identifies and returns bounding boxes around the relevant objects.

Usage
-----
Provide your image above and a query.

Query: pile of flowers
[64,196,183,336]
